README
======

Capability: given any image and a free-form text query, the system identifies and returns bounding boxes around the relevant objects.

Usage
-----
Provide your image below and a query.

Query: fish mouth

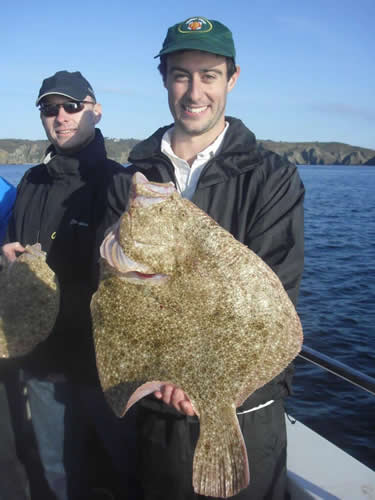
[120,271,169,284]
[131,172,176,208]
[100,221,169,284]
[99,172,176,284]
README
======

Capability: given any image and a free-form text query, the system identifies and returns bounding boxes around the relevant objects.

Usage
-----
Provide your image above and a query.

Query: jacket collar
[128,118,262,188]
[44,129,107,180]
[129,117,258,162]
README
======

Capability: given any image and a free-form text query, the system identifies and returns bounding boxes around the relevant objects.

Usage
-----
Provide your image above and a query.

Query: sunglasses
[39,100,94,117]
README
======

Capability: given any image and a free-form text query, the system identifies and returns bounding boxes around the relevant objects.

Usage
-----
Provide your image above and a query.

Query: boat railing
[299,345,375,396]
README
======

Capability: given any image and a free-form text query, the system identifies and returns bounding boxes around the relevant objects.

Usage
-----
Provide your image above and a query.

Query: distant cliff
[0,139,49,165]
[257,140,375,166]
[0,138,374,165]
[0,138,139,165]
[364,156,375,166]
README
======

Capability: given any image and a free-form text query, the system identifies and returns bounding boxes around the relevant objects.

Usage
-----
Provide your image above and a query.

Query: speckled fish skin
[0,243,59,358]
[91,173,303,498]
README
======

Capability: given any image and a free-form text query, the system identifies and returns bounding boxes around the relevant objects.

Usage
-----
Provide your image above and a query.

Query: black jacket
[127,117,305,410]
[5,129,130,383]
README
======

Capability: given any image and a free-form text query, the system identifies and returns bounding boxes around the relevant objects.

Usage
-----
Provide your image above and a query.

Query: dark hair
[158,53,237,83]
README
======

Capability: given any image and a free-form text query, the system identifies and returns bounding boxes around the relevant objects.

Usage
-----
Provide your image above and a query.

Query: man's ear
[227,65,240,93]
[93,103,102,124]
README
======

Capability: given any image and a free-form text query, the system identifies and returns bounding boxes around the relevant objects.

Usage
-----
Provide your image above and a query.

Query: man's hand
[154,384,196,416]
[2,242,25,262]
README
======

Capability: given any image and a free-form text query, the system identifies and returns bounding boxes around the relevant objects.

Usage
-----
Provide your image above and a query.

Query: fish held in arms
[91,172,303,498]
[0,243,59,358]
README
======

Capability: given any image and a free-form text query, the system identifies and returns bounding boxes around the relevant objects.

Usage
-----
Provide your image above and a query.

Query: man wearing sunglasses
[2,71,137,500]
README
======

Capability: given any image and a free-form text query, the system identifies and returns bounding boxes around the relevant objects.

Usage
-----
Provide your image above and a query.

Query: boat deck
[287,417,375,499]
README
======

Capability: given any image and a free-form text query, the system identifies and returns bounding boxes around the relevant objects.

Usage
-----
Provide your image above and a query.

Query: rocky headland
[0,138,374,166]
[257,140,375,166]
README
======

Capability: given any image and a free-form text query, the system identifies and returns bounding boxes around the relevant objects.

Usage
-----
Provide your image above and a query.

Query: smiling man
[2,71,137,500]
[127,16,305,500]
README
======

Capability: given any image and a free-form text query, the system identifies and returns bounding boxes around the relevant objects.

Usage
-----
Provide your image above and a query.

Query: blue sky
[1,0,374,149]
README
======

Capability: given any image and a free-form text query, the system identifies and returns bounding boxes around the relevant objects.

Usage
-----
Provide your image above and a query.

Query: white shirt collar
[160,122,229,200]
[161,122,229,161]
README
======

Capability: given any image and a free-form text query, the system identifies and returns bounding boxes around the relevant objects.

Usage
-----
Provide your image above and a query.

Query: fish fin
[124,380,166,413]
[193,405,249,498]
[104,380,175,417]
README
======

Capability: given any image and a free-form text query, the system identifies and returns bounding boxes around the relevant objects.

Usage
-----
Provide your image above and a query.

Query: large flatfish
[91,172,303,498]
[0,243,59,358]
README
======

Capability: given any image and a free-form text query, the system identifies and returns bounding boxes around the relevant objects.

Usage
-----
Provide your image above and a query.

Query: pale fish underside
[0,243,59,358]
[91,172,303,498]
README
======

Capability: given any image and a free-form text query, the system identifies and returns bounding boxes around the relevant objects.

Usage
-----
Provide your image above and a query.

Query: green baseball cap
[155,16,236,62]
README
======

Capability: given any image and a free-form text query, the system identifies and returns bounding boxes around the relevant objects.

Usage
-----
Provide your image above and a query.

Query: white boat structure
[287,417,375,500]
[287,346,375,500]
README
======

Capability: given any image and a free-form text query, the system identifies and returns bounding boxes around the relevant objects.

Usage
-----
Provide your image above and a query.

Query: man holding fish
[1,71,137,499]
[123,15,305,500]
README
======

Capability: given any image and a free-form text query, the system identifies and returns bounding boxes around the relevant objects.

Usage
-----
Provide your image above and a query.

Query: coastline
[1,138,374,166]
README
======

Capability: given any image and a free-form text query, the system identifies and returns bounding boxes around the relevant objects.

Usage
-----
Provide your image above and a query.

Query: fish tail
[193,406,249,498]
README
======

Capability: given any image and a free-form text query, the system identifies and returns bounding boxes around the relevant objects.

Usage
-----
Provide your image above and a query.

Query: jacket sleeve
[101,163,133,230]
[245,156,305,307]
[235,157,305,408]
[93,163,134,269]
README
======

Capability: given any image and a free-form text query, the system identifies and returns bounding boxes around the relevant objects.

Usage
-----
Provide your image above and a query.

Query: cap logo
[178,17,213,33]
